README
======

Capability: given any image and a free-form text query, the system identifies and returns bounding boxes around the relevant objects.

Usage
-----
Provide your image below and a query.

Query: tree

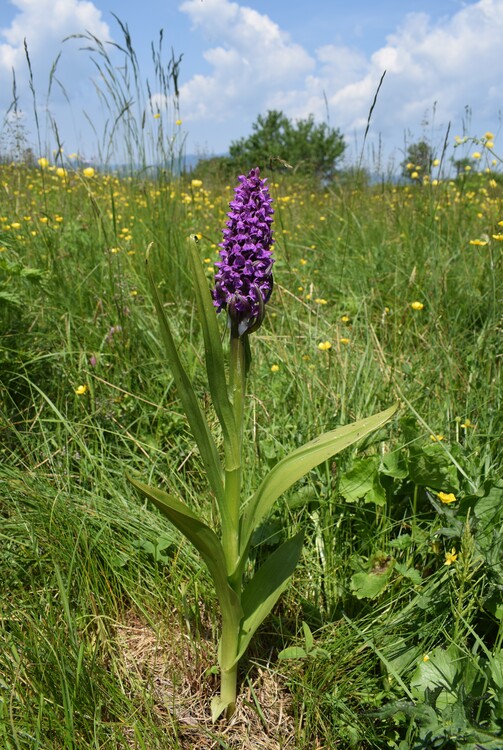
[401,140,434,180]
[451,156,472,176]
[227,110,346,182]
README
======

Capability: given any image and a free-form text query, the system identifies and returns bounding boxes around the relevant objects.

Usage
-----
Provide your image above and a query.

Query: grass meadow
[1,154,502,749]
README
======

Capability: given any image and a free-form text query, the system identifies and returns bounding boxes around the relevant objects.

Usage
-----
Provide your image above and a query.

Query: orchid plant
[128,168,397,721]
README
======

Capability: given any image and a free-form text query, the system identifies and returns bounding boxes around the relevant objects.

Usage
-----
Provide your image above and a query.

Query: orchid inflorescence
[213,167,274,336]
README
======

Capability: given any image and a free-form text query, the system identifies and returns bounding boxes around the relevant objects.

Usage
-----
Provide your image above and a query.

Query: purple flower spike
[212,167,274,336]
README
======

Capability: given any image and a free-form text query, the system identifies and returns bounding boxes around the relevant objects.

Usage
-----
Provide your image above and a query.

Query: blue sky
[0,0,501,171]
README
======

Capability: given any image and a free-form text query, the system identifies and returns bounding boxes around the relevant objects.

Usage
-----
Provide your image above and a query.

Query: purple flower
[212,167,274,336]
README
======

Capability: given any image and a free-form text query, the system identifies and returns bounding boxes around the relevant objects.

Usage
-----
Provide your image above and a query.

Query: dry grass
[115,609,296,749]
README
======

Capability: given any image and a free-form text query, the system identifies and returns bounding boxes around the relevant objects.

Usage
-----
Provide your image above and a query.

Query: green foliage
[225,109,346,181]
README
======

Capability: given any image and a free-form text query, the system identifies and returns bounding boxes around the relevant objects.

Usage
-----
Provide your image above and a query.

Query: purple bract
[212,167,274,335]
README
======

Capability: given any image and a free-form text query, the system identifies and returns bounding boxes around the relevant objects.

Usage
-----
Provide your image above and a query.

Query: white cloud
[179,0,314,125]
[179,0,503,163]
[0,0,110,73]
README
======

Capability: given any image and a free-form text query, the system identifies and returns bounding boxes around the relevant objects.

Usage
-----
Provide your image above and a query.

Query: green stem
[219,610,240,718]
[221,333,247,575]
[218,331,248,717]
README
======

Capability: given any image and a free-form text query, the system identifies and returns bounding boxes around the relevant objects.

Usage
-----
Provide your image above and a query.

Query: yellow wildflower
[430,434,444,442]
[472,152,481,160]
[438,491,457,504]
[484,131,494,140]
[432,159,440,167]
[341,315,350,323]
[492,234,503,241]
[469,239,488,246]
[191,179,203,188]
[411,301,424,311]
[153,112,161,119]
[318,341,332,351]
[176,119,182,126]
[444,548,458,566]
[486,141,494,149]
[411,171,419,180]
[339,337,350,345]
[75,384,88,395]
[423,654,430,662]
[270,364,280,373]
[461,418,476,429]
[38,157,49,169]
[83,167,95,178]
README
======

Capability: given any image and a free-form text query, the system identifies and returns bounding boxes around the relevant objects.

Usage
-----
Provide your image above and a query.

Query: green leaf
[240,404,397,555]
[187,240,239,467]
[278,646,308,660]
[350,570,390,599]
[145,251,224,503]
[302,621,314,652]
[394,562,422,585]
[127,475,242,625]
[407,441,459,492]
[339,456,386,506]
[410,645,461,707]
[234,531,304,665]
[379,449,409,479]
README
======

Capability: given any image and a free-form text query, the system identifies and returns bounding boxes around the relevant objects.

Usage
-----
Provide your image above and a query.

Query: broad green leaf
[407,440,459,492]
[187,241,239,468]
[350,570,390,599]
[410,645,461,707]
[379,449,408,479]
[145,252,224,503]
[339,455,386,506]
[127,475,242,625]
[234,531,304,665]
[240,404,397,555]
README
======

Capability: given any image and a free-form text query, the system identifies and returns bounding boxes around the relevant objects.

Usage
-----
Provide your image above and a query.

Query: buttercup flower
[317,341,332,351]
[75,384,88,395]
[411,301,424,311]
[438,491,457,504]
[213,168,274,336]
